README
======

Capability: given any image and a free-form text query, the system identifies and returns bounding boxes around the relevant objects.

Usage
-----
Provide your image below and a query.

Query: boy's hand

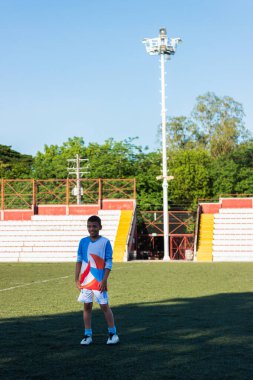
[99,279,107,292]
[75,279,81,290]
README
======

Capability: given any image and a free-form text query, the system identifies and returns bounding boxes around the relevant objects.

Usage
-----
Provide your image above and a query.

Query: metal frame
[136,210,195,260]
[170,235,194,260]
[0,178,136,209]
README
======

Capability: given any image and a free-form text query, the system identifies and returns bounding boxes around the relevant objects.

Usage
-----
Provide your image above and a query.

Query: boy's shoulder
[79,236,90,245]
[99,236,111,244]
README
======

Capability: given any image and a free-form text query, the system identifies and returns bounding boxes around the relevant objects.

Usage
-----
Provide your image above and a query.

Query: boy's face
[87,221,102,240]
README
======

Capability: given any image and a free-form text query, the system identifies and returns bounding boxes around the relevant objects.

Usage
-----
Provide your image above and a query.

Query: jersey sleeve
[76,239,83,262]
[104,240,113,270]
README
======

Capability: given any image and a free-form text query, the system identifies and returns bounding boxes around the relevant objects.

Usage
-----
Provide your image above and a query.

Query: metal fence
[0,178,136,209]
[136,210,195,260]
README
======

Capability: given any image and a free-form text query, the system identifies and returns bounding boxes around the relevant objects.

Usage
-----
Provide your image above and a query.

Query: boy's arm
[99,240,113,292]
[75,262,82,289]
[104,240,113,271]
[99,268,111,292]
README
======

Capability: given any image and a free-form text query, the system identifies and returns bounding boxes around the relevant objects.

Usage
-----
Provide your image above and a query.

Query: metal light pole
[143,28,181,261]
[67,154,89,205]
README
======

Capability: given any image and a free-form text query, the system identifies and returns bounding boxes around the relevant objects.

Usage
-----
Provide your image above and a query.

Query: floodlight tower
[143,28,181,261]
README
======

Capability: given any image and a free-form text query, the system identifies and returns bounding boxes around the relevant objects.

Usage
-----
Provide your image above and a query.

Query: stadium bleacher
[197,198,253,262]
[0,211,121,262]
[213,208,253,261]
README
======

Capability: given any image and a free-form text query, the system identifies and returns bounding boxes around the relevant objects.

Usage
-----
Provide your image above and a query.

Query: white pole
[76,154,81,205]
[160,53,170,261]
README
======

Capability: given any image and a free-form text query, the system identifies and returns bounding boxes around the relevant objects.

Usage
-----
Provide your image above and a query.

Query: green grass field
[0,262,253,380]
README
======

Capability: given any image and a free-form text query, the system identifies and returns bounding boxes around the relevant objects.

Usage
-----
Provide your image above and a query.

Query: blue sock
[108,326,116,335]
[85,329,92,337]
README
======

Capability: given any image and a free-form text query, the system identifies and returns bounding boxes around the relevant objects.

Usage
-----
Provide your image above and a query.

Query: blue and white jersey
[77,236,113,290]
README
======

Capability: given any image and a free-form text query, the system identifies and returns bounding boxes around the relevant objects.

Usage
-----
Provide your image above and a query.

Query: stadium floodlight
[143,28,181,261]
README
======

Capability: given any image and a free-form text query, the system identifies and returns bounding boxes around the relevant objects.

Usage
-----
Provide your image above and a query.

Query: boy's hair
[87,215,102,226]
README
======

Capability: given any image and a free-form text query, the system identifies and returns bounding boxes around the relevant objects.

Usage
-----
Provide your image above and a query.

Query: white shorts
[77,289,108,305]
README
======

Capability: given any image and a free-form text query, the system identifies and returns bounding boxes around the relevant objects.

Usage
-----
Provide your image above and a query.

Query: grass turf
[0,262,253,380]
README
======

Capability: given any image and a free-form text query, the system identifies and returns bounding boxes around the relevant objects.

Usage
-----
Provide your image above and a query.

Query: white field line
[0,275,70,292]
[0,266,129,292]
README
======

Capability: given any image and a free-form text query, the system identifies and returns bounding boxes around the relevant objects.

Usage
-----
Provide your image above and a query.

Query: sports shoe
[80,335,92,345]
[106,333,119,345]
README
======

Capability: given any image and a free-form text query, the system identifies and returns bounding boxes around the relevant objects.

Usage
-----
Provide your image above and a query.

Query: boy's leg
[83,302,93,330]
[99,303,114,328]
[93,290,119,344]
[80,303,93,345]
[79,289,93,345]
[100,303,119,344]
[93,291,115,327]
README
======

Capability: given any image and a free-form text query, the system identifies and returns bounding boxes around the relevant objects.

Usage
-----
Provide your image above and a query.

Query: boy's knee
[100,303,110,312]
[84,302,93,311]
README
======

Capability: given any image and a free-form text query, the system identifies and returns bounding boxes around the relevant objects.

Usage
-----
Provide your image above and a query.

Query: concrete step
[0,235,114,242]
[0,251,76,261]
[19,256,75,262]
[0,223,117,229]
[213,240,253,246]
[0,257,20,262]
[0,246,77,252]
[214,225,253,230]
[215,218,253,223]
[0,230,108,236]
[219,208,253,214]
[31,215,89,221]
[0,226,117,232]
[213,257,253,262]
[0,241,78,247]
[32,214,120,221]
[214,231,253,236]
[213,246,253,252]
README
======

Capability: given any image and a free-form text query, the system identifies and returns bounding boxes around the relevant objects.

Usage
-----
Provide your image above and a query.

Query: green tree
[210,141,253,196]
[33,136,147,180]
[165,116,202,150]
[168,149,212,209]
[33,137,86,179]
[164,92,250,157]
[134,151,162,210]
[86,137,144,179]
[192,92,248,156]
[0,145,33,178]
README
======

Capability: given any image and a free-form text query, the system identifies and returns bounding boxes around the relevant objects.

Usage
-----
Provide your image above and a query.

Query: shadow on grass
[0,292,253,380]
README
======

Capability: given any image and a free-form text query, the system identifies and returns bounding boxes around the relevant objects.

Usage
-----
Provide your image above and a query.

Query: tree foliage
[168,149,212,209]
[134,151,162,210]
[33,137,86,179]
[85,138,145,179]
[33,137,146,180]
[210,141,253,196]
[0,145,33,178]
[166,92,251,157]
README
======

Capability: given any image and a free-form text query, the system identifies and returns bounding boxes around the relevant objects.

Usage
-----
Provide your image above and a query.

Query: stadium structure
[0,178,252,262]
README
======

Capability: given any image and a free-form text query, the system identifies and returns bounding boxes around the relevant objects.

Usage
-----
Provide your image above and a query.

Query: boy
[75,215,119,345]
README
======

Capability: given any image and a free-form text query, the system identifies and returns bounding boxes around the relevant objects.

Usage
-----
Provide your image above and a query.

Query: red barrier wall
[2,210,34,220]
[102,199,135,210]
[201,204,221,214]
[38,205,67,215]
[201,198,253,214]
[221,198,253,208]
[0,199,135,220]
[68,205,100,215]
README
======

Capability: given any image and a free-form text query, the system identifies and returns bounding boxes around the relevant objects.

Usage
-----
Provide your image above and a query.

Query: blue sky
[0,0,252,155]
